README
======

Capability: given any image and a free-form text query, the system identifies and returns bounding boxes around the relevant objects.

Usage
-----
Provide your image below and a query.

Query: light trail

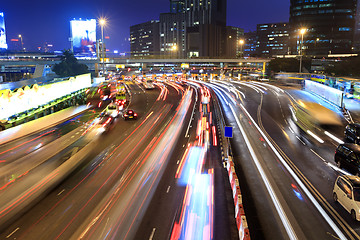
[216,85,347,240]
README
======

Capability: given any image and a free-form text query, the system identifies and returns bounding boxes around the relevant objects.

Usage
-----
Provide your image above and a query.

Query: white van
[333,175,360,220]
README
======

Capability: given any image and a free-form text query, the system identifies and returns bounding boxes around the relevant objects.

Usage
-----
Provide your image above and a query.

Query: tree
[325,56,360,77]
[267,58,311,73]
[52,50,89,77]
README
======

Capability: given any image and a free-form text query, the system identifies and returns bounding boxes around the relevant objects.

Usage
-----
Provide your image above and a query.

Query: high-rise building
[354,1,360,51]
[170,0,185,13]
[159,13,186,58]
[243,31,258,57]
[183,0,227,58]
[224,26,244,58]
[131,0,227,58]
[184,0,227,27]
[257,22,290,57]
[130,20,160,57]
[289,0,357,56]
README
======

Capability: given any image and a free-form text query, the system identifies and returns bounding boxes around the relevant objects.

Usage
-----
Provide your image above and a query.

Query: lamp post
[239,39,244,58]
[171,44,177,59]
[99,18,106,77]
[18,34,24,52]
[299,28,306,73]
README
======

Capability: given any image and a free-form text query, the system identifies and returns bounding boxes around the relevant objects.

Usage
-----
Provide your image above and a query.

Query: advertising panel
[70,19,97,57]
[0,12,8,49]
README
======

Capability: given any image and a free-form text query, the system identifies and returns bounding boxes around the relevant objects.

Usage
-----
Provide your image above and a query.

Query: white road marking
[296,136,306,145]
[6,227,19,238]
[57,189,65,196]
[149,228,156,240]
[324,131,344,145]
[310,149,326,162]
[166,186,171,193]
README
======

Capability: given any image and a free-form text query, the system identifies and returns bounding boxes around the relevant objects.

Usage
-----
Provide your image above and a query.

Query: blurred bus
[292,100,342,136]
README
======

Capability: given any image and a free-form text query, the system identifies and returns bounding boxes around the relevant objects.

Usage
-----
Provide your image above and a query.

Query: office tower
[256,22,290,57]
[290,0,357,56]
[170,0,185,13]
[130,20,160,57]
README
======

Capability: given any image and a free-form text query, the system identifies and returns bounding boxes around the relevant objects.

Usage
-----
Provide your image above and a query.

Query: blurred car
[105,103,120,118]
[335,143,360,175]
[123,109,137,120]
[333,175,360,220]
[345,123,360,144]
[94,115,114,133]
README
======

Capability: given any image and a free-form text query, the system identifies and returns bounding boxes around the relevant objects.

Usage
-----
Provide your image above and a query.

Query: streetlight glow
[98,18,107,77]
[99,18,106,26]
[299,28,307,73]
[171,45,177,51]
[239,39,244,45]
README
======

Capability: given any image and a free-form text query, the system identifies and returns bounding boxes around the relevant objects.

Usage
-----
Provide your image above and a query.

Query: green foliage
[268,58,299,72]
[325,57,360,77]
[267,58,311,73]
[52,50,89,77]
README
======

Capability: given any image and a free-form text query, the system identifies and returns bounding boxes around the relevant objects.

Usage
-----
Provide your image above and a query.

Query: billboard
[0,12,8,49]
[70,19,96,57]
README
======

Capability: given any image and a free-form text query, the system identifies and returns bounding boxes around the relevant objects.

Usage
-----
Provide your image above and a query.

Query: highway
[0,80,238,240]
[206,79,359,239]
[1,77,360,240]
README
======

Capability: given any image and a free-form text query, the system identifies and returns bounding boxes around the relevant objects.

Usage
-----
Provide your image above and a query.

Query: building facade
[256,22,290,57]
[131,0,228,58]
[289,0,358,56]
[243,31,258,57]
[159,13,186,58]
[130,20,160,57]
[354,0,360,51]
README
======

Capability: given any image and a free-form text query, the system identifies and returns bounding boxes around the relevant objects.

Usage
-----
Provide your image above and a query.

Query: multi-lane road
[0,78,359,240]
[208,79,360,239]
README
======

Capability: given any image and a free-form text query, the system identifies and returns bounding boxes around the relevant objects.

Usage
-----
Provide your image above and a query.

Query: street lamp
[171,44,177,59]
[239,39,245,58]
[299,28,306,73]
[99,18,106,77]
[18,34,24,52]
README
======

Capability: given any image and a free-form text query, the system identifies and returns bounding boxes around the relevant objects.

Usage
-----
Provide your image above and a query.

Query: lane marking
[296,136,306,145]
[310,149,326,162]
[149,228,156,240]
[57,189,65,196]
[216,86,348,240]
[324,131,344,145]
[166,186,171,193]
[6,227,19,238]
[229,104,298,240]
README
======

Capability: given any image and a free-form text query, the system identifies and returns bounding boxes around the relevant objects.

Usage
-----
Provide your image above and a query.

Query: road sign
[225,126,233,138]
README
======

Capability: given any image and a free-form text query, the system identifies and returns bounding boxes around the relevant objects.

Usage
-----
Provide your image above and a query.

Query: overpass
[0,53,271,81]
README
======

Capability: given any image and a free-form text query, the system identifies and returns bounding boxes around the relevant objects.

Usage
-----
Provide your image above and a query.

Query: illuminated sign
[0,12,8,49]
[70,19,97,57]
[0,74,91,120]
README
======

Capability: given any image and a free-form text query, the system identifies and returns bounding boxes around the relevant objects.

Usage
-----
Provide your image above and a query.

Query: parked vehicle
[345,123,360,144]
[333,175,360,220]
[335,143,360,175]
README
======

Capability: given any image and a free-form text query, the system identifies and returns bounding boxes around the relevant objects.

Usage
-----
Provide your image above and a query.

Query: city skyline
[1,0,289,52]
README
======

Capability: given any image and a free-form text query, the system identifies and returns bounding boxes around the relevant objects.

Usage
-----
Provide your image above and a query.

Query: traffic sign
[225,126,233,138]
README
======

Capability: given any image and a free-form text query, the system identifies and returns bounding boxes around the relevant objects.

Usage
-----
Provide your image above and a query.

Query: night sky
[1,0,289,53]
